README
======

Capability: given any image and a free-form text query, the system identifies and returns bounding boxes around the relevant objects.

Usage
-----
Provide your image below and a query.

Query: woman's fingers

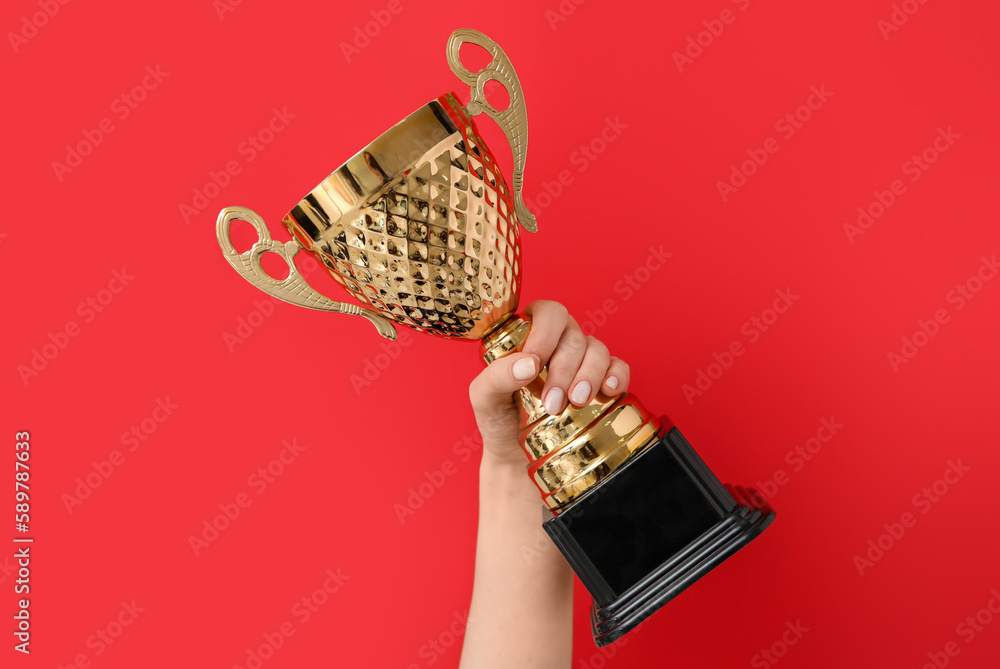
[519,300,632,415]
[602,356,630,396]
[469,351,540,415]
[522,300,569,367]
[539,319,587,414]
[568,337,611,407]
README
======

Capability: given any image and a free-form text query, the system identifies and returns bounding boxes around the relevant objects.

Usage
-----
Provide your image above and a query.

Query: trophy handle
[446,28,537,234]
[216,206,398,341]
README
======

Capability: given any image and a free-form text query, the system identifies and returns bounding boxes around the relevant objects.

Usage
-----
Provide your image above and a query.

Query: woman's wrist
[480,447,526,480]
[479,446,545,506]
[480,439,529,471]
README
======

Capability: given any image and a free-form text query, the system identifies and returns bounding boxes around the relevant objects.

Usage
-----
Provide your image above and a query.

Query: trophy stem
[480,314,662,514]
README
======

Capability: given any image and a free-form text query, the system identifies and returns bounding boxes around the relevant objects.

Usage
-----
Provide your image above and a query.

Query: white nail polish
[571,380,591,405]
[606,375,619,390]
[543,387,564,415]
[513,356,536,380]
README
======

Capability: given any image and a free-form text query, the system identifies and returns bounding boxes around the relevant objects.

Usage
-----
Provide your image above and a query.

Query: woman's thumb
[469,352,540,411]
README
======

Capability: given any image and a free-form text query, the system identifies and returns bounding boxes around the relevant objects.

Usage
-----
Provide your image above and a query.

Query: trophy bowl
[216,28,775,646]
[217,30,533,344]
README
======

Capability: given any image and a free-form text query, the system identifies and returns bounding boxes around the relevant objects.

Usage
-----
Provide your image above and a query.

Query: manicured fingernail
[543,387,564,415]
[606,375,620,390]
[571,380,591,405]
[513,355,537,380]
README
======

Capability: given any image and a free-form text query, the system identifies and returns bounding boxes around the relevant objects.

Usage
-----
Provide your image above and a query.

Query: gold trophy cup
[216,29,774,645]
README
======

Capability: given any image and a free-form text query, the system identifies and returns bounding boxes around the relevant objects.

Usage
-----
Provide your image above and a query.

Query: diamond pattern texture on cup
[285,98,522,339]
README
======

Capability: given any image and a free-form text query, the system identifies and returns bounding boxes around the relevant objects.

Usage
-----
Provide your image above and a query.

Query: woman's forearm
[458,450,574,669]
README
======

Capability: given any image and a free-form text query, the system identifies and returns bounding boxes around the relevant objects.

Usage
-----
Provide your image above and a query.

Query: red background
[5,0,1000,667]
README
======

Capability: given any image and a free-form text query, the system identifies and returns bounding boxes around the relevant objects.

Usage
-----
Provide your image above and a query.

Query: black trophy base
[543,426,775,647]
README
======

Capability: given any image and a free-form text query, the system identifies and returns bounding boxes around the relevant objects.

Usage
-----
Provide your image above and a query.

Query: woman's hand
[468,299,632,467]
[460,300,634,669]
